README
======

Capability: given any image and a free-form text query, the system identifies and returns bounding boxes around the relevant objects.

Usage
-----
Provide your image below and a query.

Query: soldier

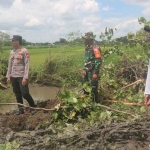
[144,26,150,105]
[81,31,102,102]
[6,35,37,115]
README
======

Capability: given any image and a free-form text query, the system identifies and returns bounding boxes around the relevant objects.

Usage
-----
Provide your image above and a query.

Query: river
[0,83,60,114]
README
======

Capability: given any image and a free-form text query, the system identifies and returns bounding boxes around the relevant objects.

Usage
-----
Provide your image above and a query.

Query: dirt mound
[0,99,59,131]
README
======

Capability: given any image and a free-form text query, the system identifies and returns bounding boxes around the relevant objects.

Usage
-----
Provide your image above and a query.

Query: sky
[0,0,150,43]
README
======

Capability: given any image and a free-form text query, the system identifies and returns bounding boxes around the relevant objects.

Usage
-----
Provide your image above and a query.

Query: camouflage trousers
[82,70,99,102]
[82,70,99,93]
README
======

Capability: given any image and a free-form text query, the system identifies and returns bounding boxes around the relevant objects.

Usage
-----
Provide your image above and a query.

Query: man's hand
[22,78,28,86]
[144,94,150,106]
[92,73,98,79]
[7,77,10,83]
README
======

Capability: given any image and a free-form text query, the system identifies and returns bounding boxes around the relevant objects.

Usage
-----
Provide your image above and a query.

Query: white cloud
[25,18,42,27]
[0,0,147,42]
[82,0,99,13]
[123,0,150,17]
[114,18,142,38]
[102,6,112,11]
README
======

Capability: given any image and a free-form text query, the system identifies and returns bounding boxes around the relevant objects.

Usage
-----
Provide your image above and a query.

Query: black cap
[11,35,22,41]
[144,26,150,32]
[11,35,22,45]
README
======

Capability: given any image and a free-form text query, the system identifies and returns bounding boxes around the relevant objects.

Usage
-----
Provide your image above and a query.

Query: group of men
[5,28,150,115]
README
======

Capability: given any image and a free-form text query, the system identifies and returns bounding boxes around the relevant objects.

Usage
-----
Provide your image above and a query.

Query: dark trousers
[11,77,36,108]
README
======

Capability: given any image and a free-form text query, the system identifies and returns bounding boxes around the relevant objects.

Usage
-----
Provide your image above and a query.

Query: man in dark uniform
[6,35,36,115]
[81,31,102,102]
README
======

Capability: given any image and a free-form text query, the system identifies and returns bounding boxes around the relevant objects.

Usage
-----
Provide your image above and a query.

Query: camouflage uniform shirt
[84,44,102,74]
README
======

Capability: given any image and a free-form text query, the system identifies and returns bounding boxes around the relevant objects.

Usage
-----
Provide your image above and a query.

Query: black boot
[14,107,24,116]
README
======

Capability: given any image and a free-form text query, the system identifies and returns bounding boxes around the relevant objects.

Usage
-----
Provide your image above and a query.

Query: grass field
[3,45,85,68]
[3,44,148,69]
[2,44,148,86]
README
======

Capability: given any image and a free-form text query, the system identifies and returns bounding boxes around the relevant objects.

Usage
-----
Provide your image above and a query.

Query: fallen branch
[0,82,7,89]
[109,79,143,97]
[96,103,137,118]
[0,102,137,118]
[103,100,143,106]
[119,79,143,91]
[0,103,55,111]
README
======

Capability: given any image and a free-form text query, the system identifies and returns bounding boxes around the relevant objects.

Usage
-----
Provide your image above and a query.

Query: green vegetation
[0,140,20,150]
[0,17,150,125]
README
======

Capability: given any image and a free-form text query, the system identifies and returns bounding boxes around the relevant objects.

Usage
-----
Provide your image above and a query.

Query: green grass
[2,45,84,68]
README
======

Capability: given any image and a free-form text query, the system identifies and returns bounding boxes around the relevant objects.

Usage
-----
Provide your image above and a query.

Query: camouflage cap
[82,31,94,39]
[144,26,150,32]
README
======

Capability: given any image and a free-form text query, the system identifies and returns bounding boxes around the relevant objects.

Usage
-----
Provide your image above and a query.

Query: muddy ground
[1,99,150,150]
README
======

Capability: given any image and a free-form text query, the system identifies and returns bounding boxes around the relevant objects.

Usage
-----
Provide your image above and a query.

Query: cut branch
[0,102,137,118]
[103,100,143,106]
[0,82,7,89]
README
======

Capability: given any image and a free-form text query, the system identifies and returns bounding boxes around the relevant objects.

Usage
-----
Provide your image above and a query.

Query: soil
[1,99,150,150]
[0,99,59,131]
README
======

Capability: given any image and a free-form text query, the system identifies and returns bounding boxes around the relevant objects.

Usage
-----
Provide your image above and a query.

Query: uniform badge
[93,46,101,58]
[19,50,23,54]
[25,52,30,58]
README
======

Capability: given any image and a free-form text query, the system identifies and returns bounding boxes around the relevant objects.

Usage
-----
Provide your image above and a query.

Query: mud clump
[0,99,59,131]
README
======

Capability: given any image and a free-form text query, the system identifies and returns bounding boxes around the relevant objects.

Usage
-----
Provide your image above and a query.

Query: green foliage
[0,141,20,150]
[52,87,92,122]
[0,32,10,52]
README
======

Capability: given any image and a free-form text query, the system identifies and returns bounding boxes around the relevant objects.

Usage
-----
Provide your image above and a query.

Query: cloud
[25,18,43,27]
[0,0,15,8]
[114,18,142,38]
[102,6,112,11]
[0,0,146,42]
[123,0,148,4]
[82,0,99,13]
[123,0,150,17]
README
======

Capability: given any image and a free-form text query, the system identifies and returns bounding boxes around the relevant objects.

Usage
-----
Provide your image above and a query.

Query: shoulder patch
[25,51,30,58]
[93,46,101,58]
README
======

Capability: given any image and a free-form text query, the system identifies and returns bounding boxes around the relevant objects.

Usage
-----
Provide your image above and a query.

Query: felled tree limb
[119,79,143,91]
[109,79,143,97]
[0,102,137,118]
[0,103,55,111]
[0,82,7,89]
[96,103,137,118]
[103,100,143,106]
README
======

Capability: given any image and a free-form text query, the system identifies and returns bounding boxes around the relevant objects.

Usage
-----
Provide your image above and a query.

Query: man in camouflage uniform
[6,35,36,115]
[81,32,102,102]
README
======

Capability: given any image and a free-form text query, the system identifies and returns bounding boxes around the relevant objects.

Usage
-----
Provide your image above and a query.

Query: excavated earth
[1,99,150,150]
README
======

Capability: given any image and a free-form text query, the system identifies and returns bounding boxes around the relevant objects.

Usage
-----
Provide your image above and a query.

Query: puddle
[0,84,60,114]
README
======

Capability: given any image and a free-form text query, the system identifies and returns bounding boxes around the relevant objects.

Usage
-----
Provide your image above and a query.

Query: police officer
[81,32,102,102]
[6,35,36,115]
[144,26,150,105]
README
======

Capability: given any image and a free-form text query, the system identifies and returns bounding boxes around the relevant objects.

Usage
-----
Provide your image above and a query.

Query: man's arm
[144,59,150,105]
[6,51,13,83]
[23,49,30,80]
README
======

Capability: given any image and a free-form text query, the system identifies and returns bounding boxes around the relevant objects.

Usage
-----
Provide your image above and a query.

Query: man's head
[11,35,22,48]
[82,31,94,46]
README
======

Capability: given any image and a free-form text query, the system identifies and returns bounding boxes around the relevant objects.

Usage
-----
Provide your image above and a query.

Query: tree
[66,31,83,45]
[59,38,67,44]
[0,31,10,52]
